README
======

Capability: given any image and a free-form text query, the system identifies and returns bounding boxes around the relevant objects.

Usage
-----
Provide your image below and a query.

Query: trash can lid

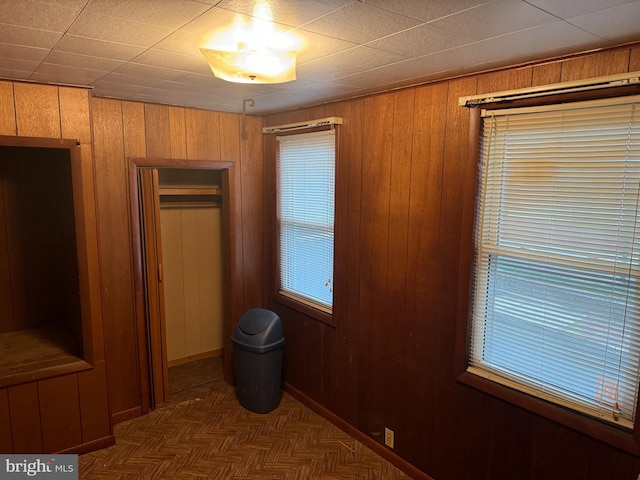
[238,308,281,336]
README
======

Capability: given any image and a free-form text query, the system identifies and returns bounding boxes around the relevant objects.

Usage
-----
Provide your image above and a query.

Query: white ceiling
[1,0,640,115]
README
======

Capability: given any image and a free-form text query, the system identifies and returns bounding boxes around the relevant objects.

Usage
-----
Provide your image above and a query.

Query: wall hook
[242,98,255,139]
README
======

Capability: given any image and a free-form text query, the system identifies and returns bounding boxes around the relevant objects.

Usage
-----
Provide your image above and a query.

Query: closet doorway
[129,158,238,412]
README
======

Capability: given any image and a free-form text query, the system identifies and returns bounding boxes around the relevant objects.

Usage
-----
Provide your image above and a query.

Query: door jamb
[128,157,237,414]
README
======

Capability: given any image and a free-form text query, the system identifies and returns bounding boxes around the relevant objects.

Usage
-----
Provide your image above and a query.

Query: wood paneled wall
[90,100,264,422]
[0,82,112,454]
[160,205,225,363]
[264,45,640,479]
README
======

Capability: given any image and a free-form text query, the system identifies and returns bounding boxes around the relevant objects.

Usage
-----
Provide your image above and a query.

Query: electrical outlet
[384,427,394,449]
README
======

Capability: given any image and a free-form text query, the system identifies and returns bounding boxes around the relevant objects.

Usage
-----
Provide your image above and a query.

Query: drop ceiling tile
[0,68,33,80]
[366,24,471,57]
[114,62,191,82]
[295,31,357,64]
[216,0,351,27]
[0,0,82,32]
[34,0,89,8]
[568,1,640,42]
[363,0,493,22]
[31,64,107,85]
[430,0,558,42]
[180,7,240,37]
[154,31,209,57]
[0,58,41,74]
[68,11,174,47]
[85,0,211,29]
[0,23,62,49]
[297,46,406,82]
[54,35,146,61]
[94,72,168,90]
[132,49,212,75]
[45,50,125,72]
[336,57,444,90]
[0,43,49,62]
[300,2,422,45]
[524,0,634,18]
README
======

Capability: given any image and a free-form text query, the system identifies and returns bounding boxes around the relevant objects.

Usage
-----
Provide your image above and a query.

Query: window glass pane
[469,96,640,428]
[277,130,335,311]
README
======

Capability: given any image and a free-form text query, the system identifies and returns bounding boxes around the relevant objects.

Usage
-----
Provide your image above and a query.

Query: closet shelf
[159,187,222,196]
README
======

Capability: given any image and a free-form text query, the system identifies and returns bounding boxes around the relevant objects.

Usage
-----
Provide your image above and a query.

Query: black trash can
[231,308,285,413]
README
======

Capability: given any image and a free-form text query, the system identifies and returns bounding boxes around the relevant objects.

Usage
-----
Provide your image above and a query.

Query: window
[276,129,335,313]
[468,95,640,429]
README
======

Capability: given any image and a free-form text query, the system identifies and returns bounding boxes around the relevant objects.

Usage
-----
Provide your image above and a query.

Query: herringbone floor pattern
[79,357,411,479]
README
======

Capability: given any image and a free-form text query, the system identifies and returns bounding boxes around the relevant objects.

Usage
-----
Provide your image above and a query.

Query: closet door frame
[128,157,236,413]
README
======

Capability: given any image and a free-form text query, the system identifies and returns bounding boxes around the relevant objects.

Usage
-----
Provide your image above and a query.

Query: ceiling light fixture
[200,2,299,84]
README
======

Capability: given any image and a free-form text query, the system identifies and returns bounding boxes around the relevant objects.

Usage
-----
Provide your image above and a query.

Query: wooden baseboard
[283,383,432,480]
[57,435,115,455]
[167,349,223,368]
[112,406,142,425]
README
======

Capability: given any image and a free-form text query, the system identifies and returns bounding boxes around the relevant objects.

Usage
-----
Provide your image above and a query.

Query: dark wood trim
[57,435,115,455]
[127,157,237,413]
[111,406,142,425]
[453,107,480,378]
[283,382,433,480]
[0,134,99,369]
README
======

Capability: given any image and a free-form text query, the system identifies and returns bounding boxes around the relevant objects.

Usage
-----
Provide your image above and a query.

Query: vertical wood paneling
[356,93,394,439]
[0,388,12,452]
[14,83,61,138]
[384,89,414,361]
[0,81,16,136]
[145,104,171,158]
[560,49,630,82]
[59,87,91,143]
[78,361,111,443]
[630,47,640,71]
[160,205,224,361]
[476,67,532,94]
[264,45,640,480]
[237,114,264,309]
[169,106,187,159]
[92,98,141,417]
[160,208,186,361]
[185,109,221,160]
[60,86,104,363]
[196,207,224,353]
[9,383,42,453]
[181,208,202,356]
[38,375,82,452]
[344,98,364,426]
[123,101,146,158]
[529,418,590,479]
[221,113,246,382]
[532,62,562,87]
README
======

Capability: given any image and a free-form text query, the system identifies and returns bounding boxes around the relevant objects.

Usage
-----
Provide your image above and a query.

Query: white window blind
[469,95,640,428]
[277,129,335,312]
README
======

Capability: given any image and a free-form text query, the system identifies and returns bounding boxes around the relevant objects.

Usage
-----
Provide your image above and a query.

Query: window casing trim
[456,96,640,455]
[270,125,340,327]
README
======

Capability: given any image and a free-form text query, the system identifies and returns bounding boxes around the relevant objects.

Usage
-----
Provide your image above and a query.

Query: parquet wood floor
[79,357,411,479]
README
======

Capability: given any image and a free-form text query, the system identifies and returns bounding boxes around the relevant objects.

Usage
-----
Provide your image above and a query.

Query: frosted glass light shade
[200,46,297,84]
